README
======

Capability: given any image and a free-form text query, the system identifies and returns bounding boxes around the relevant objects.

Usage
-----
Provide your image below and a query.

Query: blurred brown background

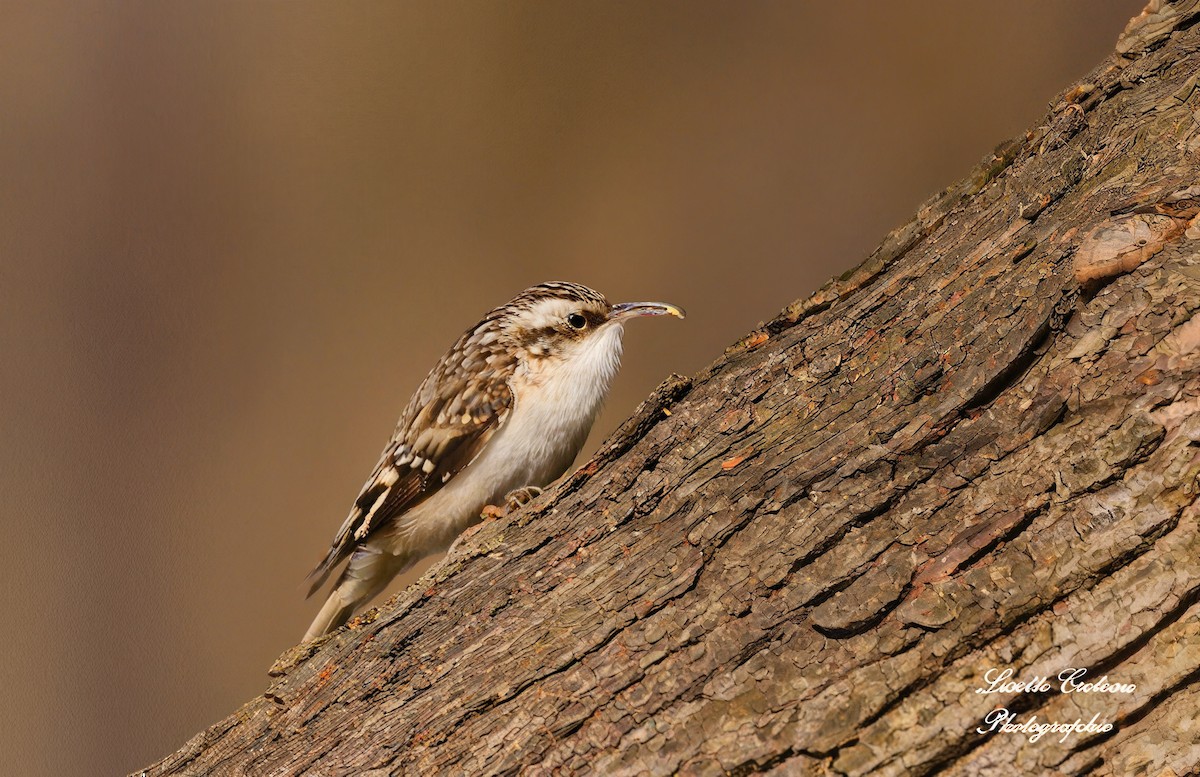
[0,2,1140,775]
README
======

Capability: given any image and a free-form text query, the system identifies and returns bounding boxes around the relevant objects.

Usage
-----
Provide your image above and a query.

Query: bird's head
[497,281,684,380]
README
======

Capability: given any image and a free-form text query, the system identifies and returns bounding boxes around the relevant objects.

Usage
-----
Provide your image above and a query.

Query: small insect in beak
[609,301,686,321]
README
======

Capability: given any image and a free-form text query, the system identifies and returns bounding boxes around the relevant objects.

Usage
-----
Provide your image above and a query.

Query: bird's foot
[481,486,544,520]
[505,486,543,511]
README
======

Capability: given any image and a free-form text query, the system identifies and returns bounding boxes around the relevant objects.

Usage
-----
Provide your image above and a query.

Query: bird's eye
[567,313,588,330]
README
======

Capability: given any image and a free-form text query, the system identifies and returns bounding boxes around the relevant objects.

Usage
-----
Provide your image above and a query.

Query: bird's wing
[306,325,515,596]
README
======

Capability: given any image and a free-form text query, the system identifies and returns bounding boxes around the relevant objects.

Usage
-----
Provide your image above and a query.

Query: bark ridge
[143,4,1200,775]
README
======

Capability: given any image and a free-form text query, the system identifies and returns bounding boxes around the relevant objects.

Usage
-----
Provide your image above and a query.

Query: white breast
[488,321,625,488]
[391,323,625,552]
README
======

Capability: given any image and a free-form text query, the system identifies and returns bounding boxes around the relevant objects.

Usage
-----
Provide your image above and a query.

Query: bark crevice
[142,6,1200,775]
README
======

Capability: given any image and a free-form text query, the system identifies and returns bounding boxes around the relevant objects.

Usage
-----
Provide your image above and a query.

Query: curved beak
[609,301,686,321]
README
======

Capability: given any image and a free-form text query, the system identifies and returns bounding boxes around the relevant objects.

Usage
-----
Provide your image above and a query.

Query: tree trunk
[142,4,1200,775]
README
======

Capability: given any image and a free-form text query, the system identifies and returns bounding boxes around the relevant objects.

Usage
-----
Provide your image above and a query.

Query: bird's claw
[479,487,543,521]
[504,486,542,512]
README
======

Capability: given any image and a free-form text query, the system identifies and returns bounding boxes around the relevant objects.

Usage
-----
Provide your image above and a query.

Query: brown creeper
[303,281,684,641]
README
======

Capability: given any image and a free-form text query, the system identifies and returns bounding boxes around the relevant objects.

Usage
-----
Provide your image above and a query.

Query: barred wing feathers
[306,323,515,596]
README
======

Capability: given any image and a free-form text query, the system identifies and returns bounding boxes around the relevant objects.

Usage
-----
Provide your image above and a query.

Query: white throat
[501,322,625,484]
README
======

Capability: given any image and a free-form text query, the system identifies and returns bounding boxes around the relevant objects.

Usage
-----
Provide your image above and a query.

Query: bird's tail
[302,547,408,642]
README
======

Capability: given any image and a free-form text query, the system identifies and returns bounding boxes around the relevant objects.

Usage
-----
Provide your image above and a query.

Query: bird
[302,281,684,642]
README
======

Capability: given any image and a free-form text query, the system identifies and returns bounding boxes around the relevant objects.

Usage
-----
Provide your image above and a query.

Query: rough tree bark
[144,4,1200,775]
